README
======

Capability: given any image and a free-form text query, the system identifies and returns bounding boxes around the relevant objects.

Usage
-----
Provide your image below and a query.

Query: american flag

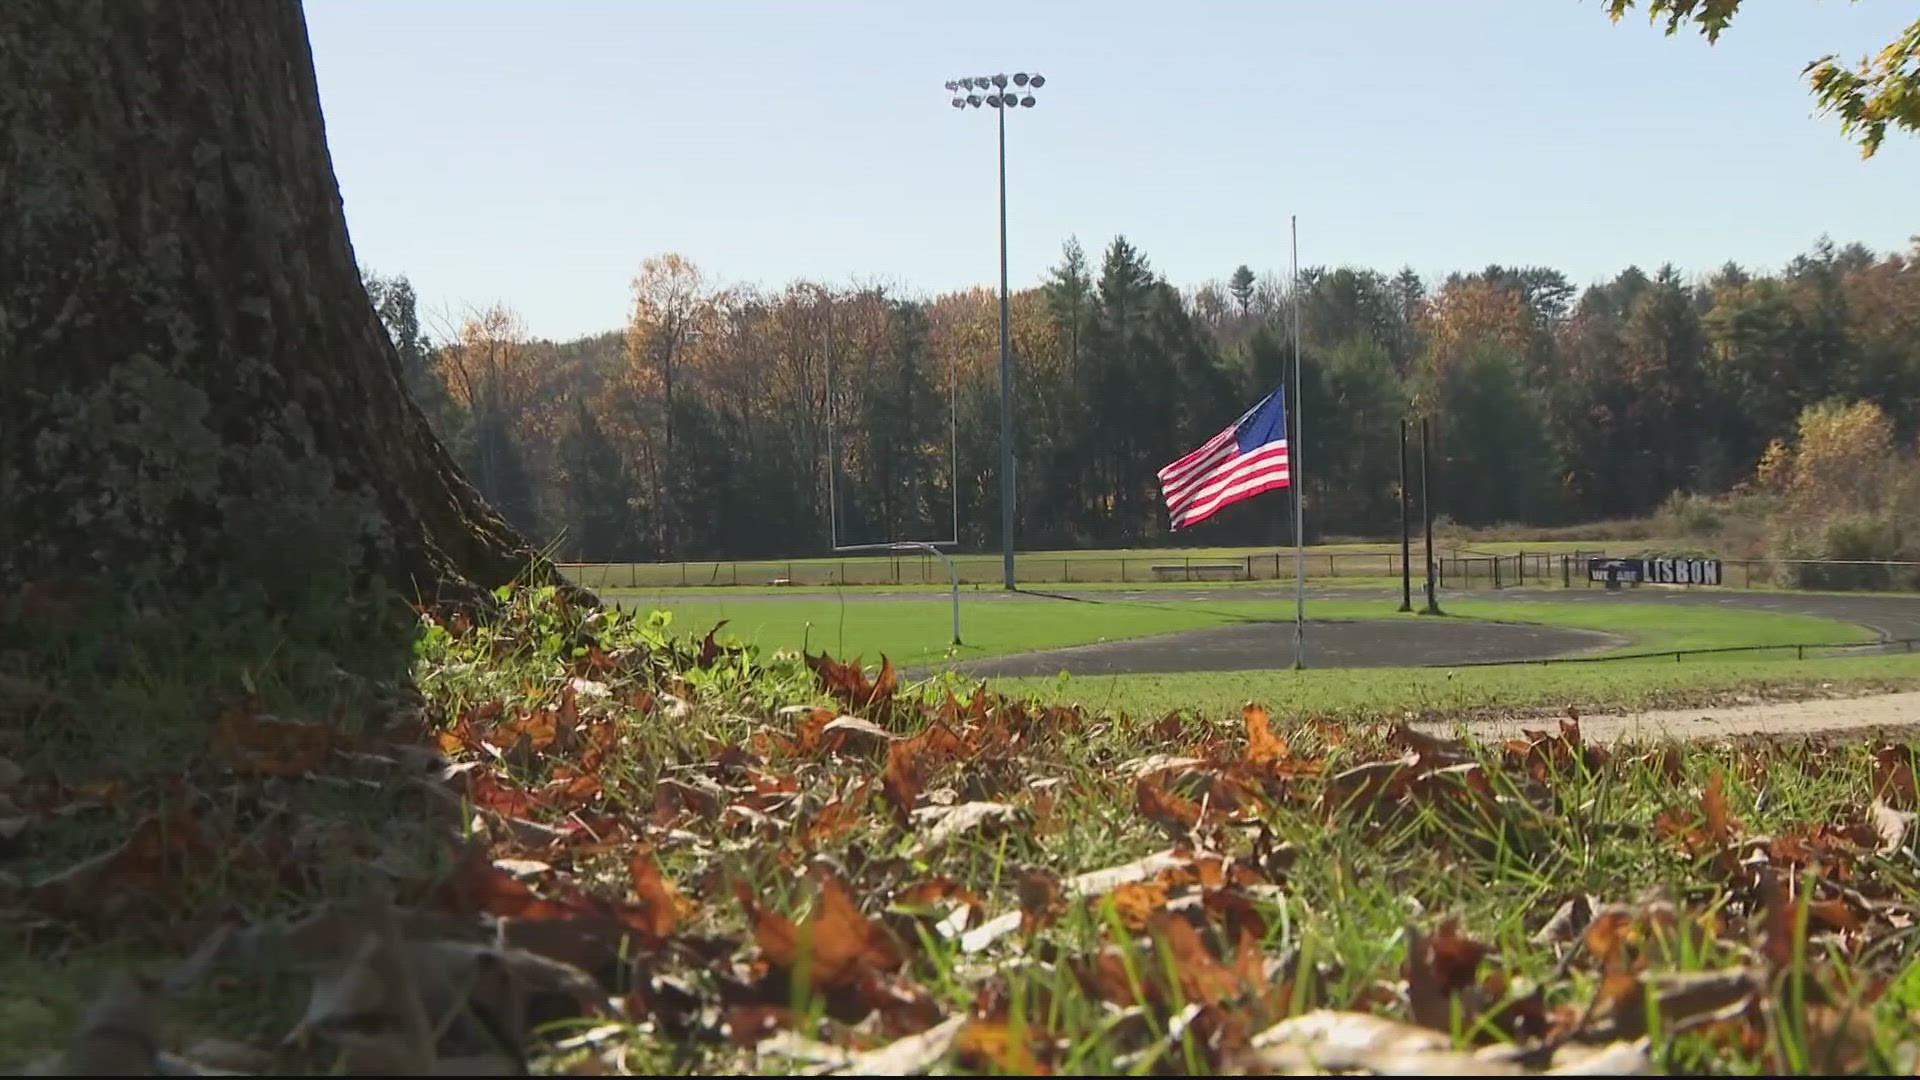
[1157,386,1291,530]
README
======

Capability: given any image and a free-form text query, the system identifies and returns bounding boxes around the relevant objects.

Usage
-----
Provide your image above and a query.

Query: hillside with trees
[368,234,1920,569]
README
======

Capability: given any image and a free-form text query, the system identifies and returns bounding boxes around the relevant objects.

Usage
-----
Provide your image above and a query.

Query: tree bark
[0,0,561,623]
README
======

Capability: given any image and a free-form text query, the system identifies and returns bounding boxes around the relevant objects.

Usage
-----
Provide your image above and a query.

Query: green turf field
[610,592,1871,669]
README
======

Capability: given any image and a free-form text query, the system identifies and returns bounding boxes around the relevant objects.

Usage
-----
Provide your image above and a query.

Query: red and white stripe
[1158,432,1290,531]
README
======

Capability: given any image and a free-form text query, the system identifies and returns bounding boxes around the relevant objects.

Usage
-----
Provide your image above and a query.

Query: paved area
[935,617,1626,677]
[933,586,1920,676]
[1422,690,1920,745]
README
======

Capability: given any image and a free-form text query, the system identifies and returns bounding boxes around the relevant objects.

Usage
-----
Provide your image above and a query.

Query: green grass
[1000,652,1920,724]
[607,592,1871,670]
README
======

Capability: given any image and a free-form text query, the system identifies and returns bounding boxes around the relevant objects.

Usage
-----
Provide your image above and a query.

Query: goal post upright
[824,284,966,647]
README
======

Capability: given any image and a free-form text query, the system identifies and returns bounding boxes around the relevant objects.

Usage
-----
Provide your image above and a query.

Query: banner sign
[1587,557,1723,586]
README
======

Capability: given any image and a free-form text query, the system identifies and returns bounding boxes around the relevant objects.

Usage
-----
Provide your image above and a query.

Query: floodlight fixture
[1029,73,1045,88]
[1020,95,1035,108]
[959,77,974,89]
[945,80,958,91]
[975,74,989,86]
[991,73,1008,88]
[967,94,981,107]
[1013,72,1029,86]
[951,97,965,108]
[986,94,1002,107]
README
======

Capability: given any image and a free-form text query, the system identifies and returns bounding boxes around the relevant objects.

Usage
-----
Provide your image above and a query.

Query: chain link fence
[559,549,1920,593]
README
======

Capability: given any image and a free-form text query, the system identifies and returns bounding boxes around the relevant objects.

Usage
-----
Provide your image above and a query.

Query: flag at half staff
[1157,386,1291,530]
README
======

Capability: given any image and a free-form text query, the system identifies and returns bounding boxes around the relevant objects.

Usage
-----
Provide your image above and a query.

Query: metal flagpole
[1290,215,1305,670]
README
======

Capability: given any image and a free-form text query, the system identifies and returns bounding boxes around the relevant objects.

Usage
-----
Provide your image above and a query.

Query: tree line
[365,234,1920,564]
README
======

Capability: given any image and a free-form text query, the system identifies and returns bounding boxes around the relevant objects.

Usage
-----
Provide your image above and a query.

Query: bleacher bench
[1149,562,1244,581]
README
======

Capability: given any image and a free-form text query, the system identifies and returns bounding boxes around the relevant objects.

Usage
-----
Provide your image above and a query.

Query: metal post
[1421,416,1441,615]
[996,102,1015,592]
[1398,419,1412,612]
[1290,215,1306,669]
[822,290,849,557]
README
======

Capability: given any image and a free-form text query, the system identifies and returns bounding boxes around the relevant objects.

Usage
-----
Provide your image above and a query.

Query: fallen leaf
[834,1014,966,1075]
[1016,868,1064,937]
[55,973,160,1076]
[961,849,1195,953]
[1101,881,1169,932]
[568,677,611,699]
[0,792,27,841]
[738,871,904,990]
[1243,703,1289,770]
[909,801,1019,854]
[1404,919,1490,1033]
[211,698,352,776]
[756,1029,849,1069]
[178,1037,281,1073]
[32,803,211,917]
[1531,895,1594,948]
[1701,772,1737,845]
[284,903,437,1075]
[1119,753,1204,778]
[821,714,901,746]
[1135,777,1202,839]
[627,852,687,943]
[1873,744,1918,809]
[953,1018,1050,1075]
[806,780,872,847]
[1239,1009,1517,1075]
[1869,798,1913,853]
[1588,968,1758,1041]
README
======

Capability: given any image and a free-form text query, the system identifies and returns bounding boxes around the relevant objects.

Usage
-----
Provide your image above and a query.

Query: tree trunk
[0,0,561,624]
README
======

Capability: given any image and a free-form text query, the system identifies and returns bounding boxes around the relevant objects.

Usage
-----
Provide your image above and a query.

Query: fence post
[1493,558,1502,590]
[1121,559,1128,583]
[1797,644,1805,660]
[1561,555,1570,589]
[732,563,738,586]
[680,562,687,586]
[1245,554,1252,580]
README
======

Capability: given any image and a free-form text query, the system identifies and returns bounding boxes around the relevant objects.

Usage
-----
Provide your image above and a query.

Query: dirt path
[1420,689,1920,744]
[938,617,1626,677]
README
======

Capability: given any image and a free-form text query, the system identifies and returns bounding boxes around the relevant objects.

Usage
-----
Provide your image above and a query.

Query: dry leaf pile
[8,588,1920,1074]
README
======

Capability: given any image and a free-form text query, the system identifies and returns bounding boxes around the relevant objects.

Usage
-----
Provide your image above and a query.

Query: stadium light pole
[946,71,1043,591]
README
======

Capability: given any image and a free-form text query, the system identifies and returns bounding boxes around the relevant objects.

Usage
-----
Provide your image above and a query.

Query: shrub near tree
[1756,400,1920,590]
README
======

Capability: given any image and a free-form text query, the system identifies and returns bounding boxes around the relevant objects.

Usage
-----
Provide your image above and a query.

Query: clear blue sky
[306,0,1919,342]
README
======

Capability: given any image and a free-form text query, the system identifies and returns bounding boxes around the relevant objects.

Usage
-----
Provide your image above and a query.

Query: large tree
[1,0,557,635]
